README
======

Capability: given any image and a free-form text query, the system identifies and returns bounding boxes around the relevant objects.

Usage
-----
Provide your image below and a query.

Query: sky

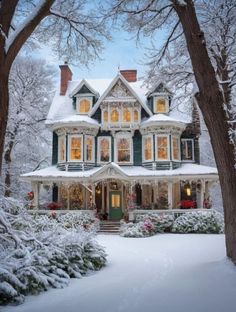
[36,28,166,81]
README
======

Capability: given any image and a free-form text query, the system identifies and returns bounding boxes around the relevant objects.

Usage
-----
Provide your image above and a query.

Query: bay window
[69,135,83,161]
[156,135,169,160]
[143,135,153,162]
[97,137,111,162]
[58,135,66,163]
[172,136,180,161]
[85,136,94,162]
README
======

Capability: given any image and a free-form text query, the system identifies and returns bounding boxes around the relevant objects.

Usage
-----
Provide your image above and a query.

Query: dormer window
[154,97,169,114]
[77,97,92,114]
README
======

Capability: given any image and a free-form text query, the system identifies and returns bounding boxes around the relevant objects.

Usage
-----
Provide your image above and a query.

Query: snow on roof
[45,114,99,129]
[141,113,187,127]
[21,163,218,182]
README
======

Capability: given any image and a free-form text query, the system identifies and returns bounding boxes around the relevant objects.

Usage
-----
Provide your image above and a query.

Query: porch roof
[21,162,218,183]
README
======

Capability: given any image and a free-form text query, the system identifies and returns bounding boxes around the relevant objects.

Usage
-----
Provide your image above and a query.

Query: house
[21,63,218,220]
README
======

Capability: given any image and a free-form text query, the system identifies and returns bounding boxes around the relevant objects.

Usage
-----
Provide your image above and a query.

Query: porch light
[186,184,191,196]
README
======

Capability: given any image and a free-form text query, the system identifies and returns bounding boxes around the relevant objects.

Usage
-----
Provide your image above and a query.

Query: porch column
[168,181,173,209]
[200,179,205,208]
[31,181,40,209]
[102,182,104,213]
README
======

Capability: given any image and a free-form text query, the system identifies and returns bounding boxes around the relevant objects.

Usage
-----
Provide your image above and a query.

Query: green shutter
[52,132,58,165]
[133,130,142,165]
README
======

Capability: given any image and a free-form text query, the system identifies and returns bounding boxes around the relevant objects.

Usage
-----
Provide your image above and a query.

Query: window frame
[155,134,170,161]
[58,135,66,163]
[181,138,195,162]
[97,136,112,164]
[102,110,108,123]
[68,134,83,162]
[76,97,92,114]
[84,135,95,163]
[153,96,169,114]
[110,108,120,123]
[115,134,133,164]
[122,107,132,123]
[142,134,154,162]
[171,135,181,161]
[133,109,140,123]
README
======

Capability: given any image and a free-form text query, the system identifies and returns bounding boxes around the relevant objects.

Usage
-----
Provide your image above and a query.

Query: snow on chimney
[59,61,72,95]
[120,69,137,82]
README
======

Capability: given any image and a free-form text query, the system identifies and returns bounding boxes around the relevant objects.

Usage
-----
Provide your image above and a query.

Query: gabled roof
[141,114,187,128]
[147,81,173,97]
[69,79,99,97]
[89,74,153,117]
[92,162,129,181]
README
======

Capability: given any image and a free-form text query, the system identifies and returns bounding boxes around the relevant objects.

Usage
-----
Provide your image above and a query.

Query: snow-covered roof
[141,114,187,128]
[21,163,218,182]
[45,114,99,130]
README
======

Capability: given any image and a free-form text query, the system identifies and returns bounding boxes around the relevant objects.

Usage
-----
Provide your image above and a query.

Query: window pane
[100,138,110,162]
[181,140,193,160]
[134,110,139,122]
[156,98,166,113]
[103,110,108,122]
[86,137,93,161]
[117,138,130,162]
[123,108,131,122]
[71,137,82,160]
[172,137,180,160]
[111,109,119,122]
[157,136,168,160]
[144,137,152,161]
[79,99,91,113]
[59,137,65,162]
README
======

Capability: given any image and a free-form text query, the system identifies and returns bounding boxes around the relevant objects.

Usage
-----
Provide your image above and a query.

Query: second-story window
[85,136,94,162]
[111,109,119,122]
[143,135,153,162]
[116,137,132,163]
[103,110,108,122]
[134,110,139,122]
[77,98,92,114]
[181,139,194,161]
[172,136,180,161]
[69,135,83,161]
[123,108,131,122]
[156,135,169,160]
[97,137,111,162]
[154,97,168,113]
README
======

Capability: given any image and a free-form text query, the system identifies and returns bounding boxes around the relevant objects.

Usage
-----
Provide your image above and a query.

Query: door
[109,191,123,220]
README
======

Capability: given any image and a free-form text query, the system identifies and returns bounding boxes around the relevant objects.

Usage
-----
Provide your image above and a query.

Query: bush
[0,197,106,305]
[171,210,224,234]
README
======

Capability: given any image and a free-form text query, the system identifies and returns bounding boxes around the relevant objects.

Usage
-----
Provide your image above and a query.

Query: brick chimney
[120,69,137,82]
[59,61,72,95]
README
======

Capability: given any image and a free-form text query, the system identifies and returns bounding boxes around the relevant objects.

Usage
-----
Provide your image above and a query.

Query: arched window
[134,110,139,122]
[98,137,111,162]
[103,110,108,122]
[123,108,131,122]
[111,109,119,122]
[79,98,91,113]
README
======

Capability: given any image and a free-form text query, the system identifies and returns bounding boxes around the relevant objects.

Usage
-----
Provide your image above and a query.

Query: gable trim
[69,79,99,98]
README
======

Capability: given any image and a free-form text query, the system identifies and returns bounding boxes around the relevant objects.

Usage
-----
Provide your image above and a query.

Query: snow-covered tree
[0,0,110,173]
[1,56,55,198]
[106,0,236,263]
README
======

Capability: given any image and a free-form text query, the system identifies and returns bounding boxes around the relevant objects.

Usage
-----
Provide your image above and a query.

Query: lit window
[155,98,167,113]
[181,139,194,161]
[103,110,108,122]
[78,98,91,113]
[58,136,65,162]
[143,136,153,161]
[98,137,111,162]
[70,136,82,161]
[85,136,94,162]
[157,136,169,160]
[123,108,131,122]
[117,138,131,163]
[134,110,139,122]
[172,137,180,160]
[111,109,119,122]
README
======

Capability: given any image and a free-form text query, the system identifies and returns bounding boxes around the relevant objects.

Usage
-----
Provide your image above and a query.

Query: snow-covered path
[3,234,236,312]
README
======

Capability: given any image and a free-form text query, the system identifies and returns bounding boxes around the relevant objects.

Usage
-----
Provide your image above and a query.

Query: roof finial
[117,63,120,73]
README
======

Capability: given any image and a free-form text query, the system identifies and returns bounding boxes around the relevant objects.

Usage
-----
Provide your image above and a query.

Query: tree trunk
[174,0,236,262]
[4,141,14,197]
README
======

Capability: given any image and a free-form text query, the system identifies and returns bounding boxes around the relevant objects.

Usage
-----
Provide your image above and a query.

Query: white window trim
[133,108,140,123]
[68,134,83,162]
[155,134,170,161]
[58,135,66,163]
[110,108,120,123]
[102,109,109,124]
[114,133,133,165]
[142,134,154,162]
[76,97,92,114]
[84,135,95,163]
[181,138,195,162]
[153,96,169,114]
[97,136,112,164]
[171,135,181,162]
[122,107,132,123]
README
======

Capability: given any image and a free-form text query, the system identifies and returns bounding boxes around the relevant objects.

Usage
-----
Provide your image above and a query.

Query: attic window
[154,97,168,113]
[77,98,92,114]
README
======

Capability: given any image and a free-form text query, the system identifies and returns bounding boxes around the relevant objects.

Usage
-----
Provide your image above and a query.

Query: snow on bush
[0,197,106,305]
[172,210,224,234]
[120,213,174,238]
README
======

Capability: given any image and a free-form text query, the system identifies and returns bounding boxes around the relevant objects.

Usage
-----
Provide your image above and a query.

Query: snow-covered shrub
[136,213,174,233]
[172,210,224,234]
[120,220,152,238]
[0,197,106,305]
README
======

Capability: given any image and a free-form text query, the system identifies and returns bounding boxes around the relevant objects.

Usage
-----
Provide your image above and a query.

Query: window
[143,135,153,162]
[172,136,180,161]
[134,110,139,122]
[123,108,131,122]
[154,97,168,113]
[111,109,119,122]
[156,135,169,160]
[77,98,92,114]
[69,135,83,161]
[181,139,194,161]
[98,137,111,162]
[58,136,66,162]
[116,137,132,163]
[103,110,108,122]
[85,136,94,162]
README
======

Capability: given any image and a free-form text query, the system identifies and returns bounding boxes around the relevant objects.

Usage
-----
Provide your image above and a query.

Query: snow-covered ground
[3,234,236,312]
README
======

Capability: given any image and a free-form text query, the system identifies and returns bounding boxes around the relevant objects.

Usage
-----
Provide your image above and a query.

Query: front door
[109,191,123,220]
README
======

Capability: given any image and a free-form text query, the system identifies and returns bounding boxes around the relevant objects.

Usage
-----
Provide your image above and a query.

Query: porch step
[98,221,121,234]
